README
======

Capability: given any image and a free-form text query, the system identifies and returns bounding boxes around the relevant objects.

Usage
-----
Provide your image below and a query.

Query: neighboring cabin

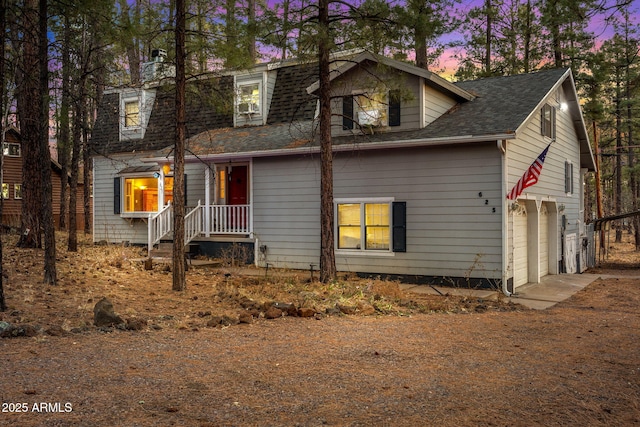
[2,127,89,230]
[91,51,595,293]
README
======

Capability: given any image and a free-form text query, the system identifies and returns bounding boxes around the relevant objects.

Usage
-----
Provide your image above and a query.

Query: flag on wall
[507,143,552,200]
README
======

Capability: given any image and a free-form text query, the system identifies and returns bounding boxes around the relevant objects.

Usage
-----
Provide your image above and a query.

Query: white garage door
[539,203,549,277]
[513,203,528,288]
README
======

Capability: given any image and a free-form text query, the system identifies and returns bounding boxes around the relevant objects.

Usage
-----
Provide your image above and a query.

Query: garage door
[539,203,549,277]
[513,203,528,288]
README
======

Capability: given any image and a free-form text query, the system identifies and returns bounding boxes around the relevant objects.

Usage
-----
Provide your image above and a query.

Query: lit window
[1,183,8,199]
[541,104,555,139]
[3,143,21,157]
[238,83,260,114]
[337,201,391,251]
[14,184,22,199]
[124,100,140,127]
[355,92,388,128]
[123,176,173,212]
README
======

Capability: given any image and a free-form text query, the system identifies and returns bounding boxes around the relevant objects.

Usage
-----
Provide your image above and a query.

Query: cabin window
[124,100,141,128]
[336,199,393,251]
[343,90,400,130]
[541,104,556,139]
[3,143,21,157]
[122,176,174,213]
[1,183,8,199]
[14,184,22,199]
[237,82,261,115]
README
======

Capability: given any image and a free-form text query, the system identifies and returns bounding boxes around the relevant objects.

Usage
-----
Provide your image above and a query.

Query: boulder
[264,306,283,319]
[93,297,124,327]
[297,307,316,318]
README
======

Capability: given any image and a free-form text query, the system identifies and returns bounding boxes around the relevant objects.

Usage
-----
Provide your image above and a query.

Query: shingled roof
[91,77,234,155]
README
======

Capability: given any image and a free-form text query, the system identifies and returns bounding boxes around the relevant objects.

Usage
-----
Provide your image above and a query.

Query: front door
[228,165,248,205]
[228,165,248,229]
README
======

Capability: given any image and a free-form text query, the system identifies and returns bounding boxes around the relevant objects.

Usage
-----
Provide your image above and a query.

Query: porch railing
[206,204,251,235]
[148,201,173,251]
[184,200,203,245]
[149,203,252,253]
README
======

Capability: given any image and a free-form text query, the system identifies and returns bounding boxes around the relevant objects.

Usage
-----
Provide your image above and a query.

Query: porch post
[204,165,211,237]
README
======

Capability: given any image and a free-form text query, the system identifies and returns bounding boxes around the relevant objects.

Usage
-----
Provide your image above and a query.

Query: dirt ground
[0,232,639,426]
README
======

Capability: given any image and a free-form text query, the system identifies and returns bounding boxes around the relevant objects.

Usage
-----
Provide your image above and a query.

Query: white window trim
[3,143,21,157]
[119,89,146,141]
[118,172,170,218]
[335,197,395,256]
[236,81,262,116]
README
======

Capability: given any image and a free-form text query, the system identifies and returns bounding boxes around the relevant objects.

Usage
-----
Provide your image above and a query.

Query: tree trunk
[58,15,71,230]
[0,0,6,310]
[247,0,256,63]
[16,0,42,249]
[615,68,623,242]
[318,0,336,283]
[39,0,56,284]
[172,0,186,291]
[484,0,492,75]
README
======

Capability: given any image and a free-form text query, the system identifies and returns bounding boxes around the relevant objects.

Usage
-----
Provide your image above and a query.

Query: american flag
[507,143,551,200]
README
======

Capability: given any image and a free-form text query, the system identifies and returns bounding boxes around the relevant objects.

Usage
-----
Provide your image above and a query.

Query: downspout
[498,139,512,296]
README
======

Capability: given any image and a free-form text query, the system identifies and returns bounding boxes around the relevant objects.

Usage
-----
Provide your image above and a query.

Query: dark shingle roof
[92,78,234,155]
[267,63,318,124]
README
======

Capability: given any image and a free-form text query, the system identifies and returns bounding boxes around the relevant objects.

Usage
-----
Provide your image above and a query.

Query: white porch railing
[206,204,251,235]
[148,201,173,251]
[184,200,203,244]
[149,202,252,253]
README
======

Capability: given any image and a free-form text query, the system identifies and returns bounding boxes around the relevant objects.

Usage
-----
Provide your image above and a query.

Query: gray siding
[93,153,206,245]
[253,143,503,279]
[424,84,457,126]
[331,63,422,137]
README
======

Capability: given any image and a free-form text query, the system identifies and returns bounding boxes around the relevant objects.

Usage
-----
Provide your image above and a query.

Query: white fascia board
[141,133,517,164]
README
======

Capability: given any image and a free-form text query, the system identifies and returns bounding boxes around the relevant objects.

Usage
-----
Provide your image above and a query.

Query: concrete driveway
[400,273,603,310]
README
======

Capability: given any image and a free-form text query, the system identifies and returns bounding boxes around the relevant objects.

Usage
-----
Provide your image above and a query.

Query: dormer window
[343,90,401,130]
[124,100,141,128]
[238,82,261,114]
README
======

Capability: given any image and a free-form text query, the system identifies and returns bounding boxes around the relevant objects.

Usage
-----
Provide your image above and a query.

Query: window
[238,83,260,114]
[3,143,21,157]
[124,100,140,128]
[337,199,392,251]
[541,104,556,139]
[122,176,174,213]
[343,90,400,130]
[14,184,22,199]
[565,161,574,194]
[1,183,8,199]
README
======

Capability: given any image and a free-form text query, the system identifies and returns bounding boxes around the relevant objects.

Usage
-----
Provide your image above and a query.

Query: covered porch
[147,160,253,253]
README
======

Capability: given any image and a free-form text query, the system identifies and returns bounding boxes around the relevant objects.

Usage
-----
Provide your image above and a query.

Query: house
[2,127,89,230]
[91,52,595,293]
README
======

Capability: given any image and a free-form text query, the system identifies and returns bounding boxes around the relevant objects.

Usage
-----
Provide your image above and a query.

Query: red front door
[228,165,248,229]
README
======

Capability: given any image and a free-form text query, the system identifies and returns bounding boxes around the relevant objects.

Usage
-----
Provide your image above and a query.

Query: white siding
[506,85,584,280]
[253,143,503,279]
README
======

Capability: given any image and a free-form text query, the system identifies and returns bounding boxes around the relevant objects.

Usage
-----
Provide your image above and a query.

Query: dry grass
[1,231,639,426]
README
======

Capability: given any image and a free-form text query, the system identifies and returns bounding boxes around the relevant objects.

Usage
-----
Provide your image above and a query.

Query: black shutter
[552,106,557,139]
[392,201,406,252]
[184,174,188,206]
[113,177,121,214]
[342,95,354,130]
[388,90,401,127]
